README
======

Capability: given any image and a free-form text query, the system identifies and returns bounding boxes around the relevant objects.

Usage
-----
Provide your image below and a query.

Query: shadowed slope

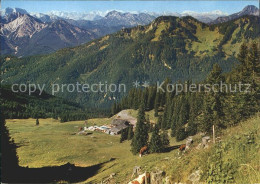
[1,114,113,183]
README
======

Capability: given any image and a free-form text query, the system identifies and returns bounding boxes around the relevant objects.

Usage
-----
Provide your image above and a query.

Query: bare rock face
[202,136,210,149]
[150,170,165,184]
[0,8,96,56]
[188,169,202,184]
[164,176,171,184]
[1,14,46,37]
[196,143,202,150]
[110,173,116,178]
[196,136,210,149]
[185,137,193,150]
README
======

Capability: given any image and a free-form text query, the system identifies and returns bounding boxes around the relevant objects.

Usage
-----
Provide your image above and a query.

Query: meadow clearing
[6,110,185,183]
[6,113,260,183]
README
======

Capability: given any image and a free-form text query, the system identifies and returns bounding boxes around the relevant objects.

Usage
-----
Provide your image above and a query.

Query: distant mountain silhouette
[210,5,259,24]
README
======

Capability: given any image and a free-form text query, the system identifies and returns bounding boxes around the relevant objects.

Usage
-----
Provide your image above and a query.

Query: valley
[2,15,259,107]
[1,3,260,183]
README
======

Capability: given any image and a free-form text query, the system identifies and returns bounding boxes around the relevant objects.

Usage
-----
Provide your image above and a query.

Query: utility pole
[213,124,215,144]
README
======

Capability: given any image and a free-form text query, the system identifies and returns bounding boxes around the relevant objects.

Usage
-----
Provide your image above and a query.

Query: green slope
[5,113,260,183]
[1,15,259,107]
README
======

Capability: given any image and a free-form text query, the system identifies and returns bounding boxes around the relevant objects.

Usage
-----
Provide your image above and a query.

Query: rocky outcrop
[197,136,211,149]
[202,136,210,148]
[185,137,193,150]
[0,12,96,56]
[150,170,165,184]
[188,169,202,184]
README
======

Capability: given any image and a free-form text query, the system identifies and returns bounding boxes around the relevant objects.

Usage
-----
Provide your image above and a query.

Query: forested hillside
[0,85,109,120]
[113,42,260,144]
[1,15,259,107]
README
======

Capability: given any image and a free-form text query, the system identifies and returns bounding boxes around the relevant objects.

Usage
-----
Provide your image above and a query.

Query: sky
[1,1,259,14]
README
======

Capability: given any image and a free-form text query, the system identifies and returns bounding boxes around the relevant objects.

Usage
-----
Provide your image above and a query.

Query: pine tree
[120,128,128,143]
[248,42,258,76]
[187,121,197,136]
[161,130,170,147]
[224,44,248,124]
[200,96,214,132]
[161,106,168,130]
[157,115,163,129]
[170,114,176,137]
[167,100,174,129]
[237,43,248,66]
[111,102,117,115]
[149,124,163,153]
[201,64,225,132]
[133,90,139,110]
[116,103,121,114]
[242,42,259,115]
[252,43,260,108]
[127,126,134,140]
[161,93,174,130]
[36,118,39,126]
[225,43,259,124]
[170,96,181,137]
[154,92,159,117]
[176,127,186,142]
[178,98,189,126]
[143,88,149,109]
[147,87,156,110]
[131,102,149,154]
[189,92,202,123]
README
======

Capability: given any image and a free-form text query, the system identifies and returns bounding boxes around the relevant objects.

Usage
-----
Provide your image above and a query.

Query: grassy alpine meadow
[1,2,259,183]
[6,116,185,183]
[6,113,260,183]
[6,118,126,168]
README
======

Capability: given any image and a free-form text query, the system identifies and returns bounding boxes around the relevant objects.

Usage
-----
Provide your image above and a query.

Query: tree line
[112,42,259,154]
[0,85,110,121]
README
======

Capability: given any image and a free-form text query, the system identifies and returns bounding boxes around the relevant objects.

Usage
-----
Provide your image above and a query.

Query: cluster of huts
[85,119,132,135]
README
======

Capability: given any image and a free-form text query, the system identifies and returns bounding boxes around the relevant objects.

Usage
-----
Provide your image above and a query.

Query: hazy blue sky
[1,1,259,14]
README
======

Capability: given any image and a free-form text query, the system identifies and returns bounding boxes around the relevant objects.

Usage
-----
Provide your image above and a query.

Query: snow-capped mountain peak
[1,7,28,16]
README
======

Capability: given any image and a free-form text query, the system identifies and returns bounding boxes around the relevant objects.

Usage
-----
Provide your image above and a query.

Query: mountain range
[25,5,258,23]
[1,13,96,56]
[1,14,259,107]
[0,5,258,56]
[211,5,259,24]
[0,8,156,56]
[27,9,227,22]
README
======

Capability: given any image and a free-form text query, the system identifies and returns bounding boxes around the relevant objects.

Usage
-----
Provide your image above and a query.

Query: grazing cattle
[139,146,148,157]
[129,172,150,184]
[179,144,186,151]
